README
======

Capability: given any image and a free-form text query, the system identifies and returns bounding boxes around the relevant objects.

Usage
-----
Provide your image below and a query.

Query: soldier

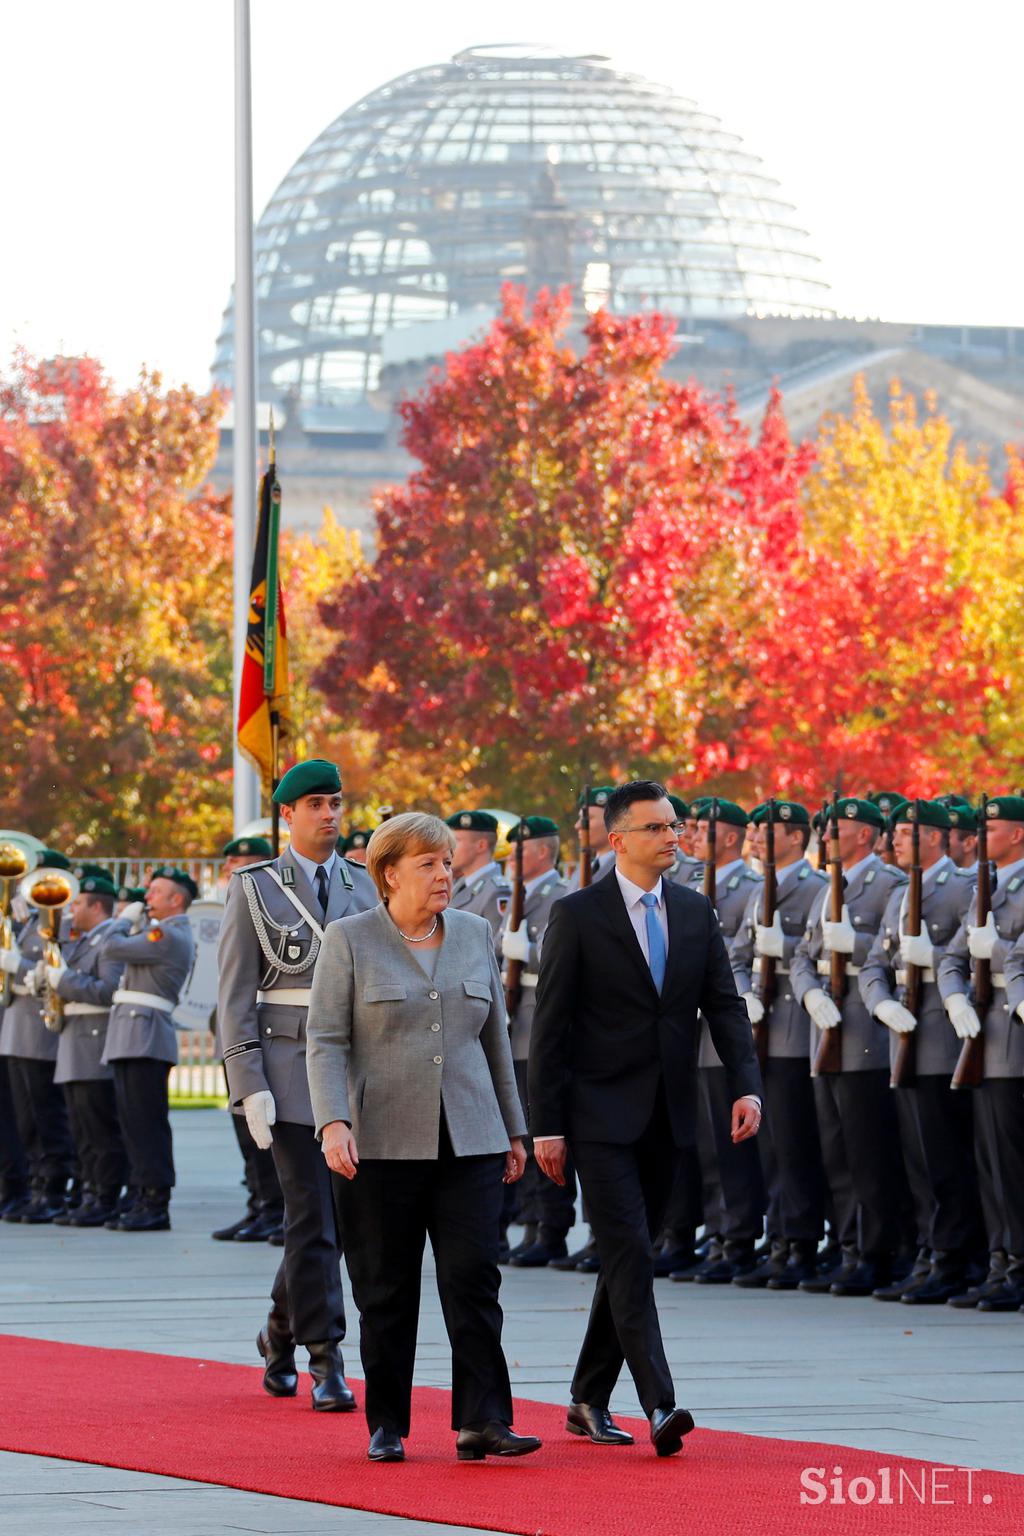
[859,800,982,1302]
[338,830,371,867]
[222,835,273,880]
[664,795,702,887]
[940,798,979,874]
[217,759,376,1410]
[791,797,910,1295]
[102,866,196,1231]
[568,786,617,891]
[673,801,765,1283]
[115,884,147,917]
[937,794,1024,1311]
[730,802,828,1290]
[866,792,907,865]
[48,870,130,1228]
[0,849,76,1223]
[498,816,574,1267]
[445,811,510,936]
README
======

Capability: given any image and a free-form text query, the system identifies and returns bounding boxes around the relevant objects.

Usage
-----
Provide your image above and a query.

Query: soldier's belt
[895,968,935,985]
[816,959,861,977]
[112,989,176,1013]
[10,982,31,997]
[256,988,310,1006]
[519,974,538,989]
[63,1002,109,1017]
[755,961,789,975]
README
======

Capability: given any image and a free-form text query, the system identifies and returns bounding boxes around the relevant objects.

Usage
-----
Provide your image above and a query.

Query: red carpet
[0,1334,1017,1534]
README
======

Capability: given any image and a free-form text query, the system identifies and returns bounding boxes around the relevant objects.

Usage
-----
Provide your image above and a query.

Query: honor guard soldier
[664,795,702,887]
[939,798,979,874]
[0,849,76,1223]
[791,798,910,1296]
[102,867,196,1230]
[938,794,1024,1311]
[217,759,376,1410]
[568,786,618,892]
[859,801,982,1302]
[445,811,510,936]
[115,884,147,917]
[730,802,828,1290]
[222,835,273,879]
[498,816,574,1266]
[48,869,130,1228]
[338,830,371,867]
[866,792,908,865]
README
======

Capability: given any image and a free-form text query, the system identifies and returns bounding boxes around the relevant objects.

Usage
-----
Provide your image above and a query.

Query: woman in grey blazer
[306,812,540,1465]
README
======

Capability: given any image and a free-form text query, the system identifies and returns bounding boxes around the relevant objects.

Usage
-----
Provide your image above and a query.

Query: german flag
[237,445,291,793]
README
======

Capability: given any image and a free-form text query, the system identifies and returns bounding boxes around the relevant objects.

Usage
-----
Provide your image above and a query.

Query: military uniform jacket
[688,861,763,1068]
[0,912,58,1063]
[449,862,510,938]
[567,851,616,892]
[217,847,377,1126]
[53,918,129,1085]
[499,871,570,1061]
[665,853,702,887]
[791,855,906,1072]
[102,913,195,1066]
[731,859,827,1059]
[859,858,973,1077]
[1004,928,1024,1025]
[937,866,1024,1079]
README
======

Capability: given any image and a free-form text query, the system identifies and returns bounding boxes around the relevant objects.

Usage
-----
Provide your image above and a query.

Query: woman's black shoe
[308,1340,357,1410]
[456,1422,542,1460]
[257,1318,298,1397]
[368,1428,405,1461]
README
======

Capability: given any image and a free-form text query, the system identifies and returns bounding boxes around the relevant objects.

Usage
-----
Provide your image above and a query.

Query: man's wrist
[533,1135,565,1146]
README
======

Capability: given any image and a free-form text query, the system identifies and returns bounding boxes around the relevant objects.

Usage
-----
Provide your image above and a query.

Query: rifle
[503,821,526,1018]
[816,802,829,872]
[703,797,719,909]
[951,793,990,1090]
[754,799,776,1069]
[812,790,844,1076]
[578,785,593,890]
[890,800,921,1089]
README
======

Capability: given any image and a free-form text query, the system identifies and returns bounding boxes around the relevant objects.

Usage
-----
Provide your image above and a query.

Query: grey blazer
[306,904,527,1158]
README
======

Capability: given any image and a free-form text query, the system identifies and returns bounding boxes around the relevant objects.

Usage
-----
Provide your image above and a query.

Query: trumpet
[17,866,80,1032]
[0,842,30,1009]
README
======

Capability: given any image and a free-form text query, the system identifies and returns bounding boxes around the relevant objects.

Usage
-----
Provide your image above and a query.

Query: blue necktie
[640,890,666,993]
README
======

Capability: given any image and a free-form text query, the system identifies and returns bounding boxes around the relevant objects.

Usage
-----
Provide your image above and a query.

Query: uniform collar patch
[281,865,296,886]
[937,869,949,884]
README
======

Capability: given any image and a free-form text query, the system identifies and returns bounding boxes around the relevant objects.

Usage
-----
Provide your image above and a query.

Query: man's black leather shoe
[512,1236,568,1267]
[576,1245,601,1273]
[566,1403,633,1444]
[650,1406,695,1458]
[830,1261,888,1297]
[116,1191,170,1231]
[233,1208,284,1243]
[766,1242,819,1290]
[20,1195,65,1224]
[976,1282,1024,1313]
[0,1190,31,1221]
[550,1239,597,1272]
[71,1196,120,1228]
[258,1319,298,1397]
[308,1341,357,1411]
[368,1428,405,1461]
[732,1239,789,1288]
[948,1270,1009,1308]
[267,1226,285,1246]
[456,1422,542,1459]
[507,1224,538,1262]
[212,1211,256,1241]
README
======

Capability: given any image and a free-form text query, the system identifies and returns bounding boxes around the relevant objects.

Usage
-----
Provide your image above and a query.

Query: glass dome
[213,46,833,407]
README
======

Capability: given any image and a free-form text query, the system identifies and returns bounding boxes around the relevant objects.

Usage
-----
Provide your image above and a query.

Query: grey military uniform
[567,851,616,892]
[690,861,763,1068]
[792,855,907,1072]
[859,858,973,1076]
[665,853,702,888]
[449,861,510,938]
[53,919,128,1085]
[102,913,194,1065]
[499,872,570,1061]
[217,846,377,1126]
[731,859,827,1057]
[937,866,1024,1078]
[0,914,58,1063]
[1007,927,1024,1022]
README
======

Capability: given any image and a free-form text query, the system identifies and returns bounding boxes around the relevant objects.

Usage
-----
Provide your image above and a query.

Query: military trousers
[63,1079,128,1196]
[760,1056,825,1243]
[0,1057,29,1198]
[973,1079,1024,1256]
[232,1109,283,1216]
[509,1058,577,1236]
[698,1065,765,1243]
[897,1078,983,1256]
[813,1069,910,1261]
[6,1056,75,1194]
[110,1058,175,1191]
[269,1119,346,1346]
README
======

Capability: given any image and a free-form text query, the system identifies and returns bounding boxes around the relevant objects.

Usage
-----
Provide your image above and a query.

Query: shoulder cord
[241,873,320,980]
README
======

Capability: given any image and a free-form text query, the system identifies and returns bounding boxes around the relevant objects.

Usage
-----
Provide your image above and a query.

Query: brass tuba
[0,842,30,1009]
[17,866,80,1031]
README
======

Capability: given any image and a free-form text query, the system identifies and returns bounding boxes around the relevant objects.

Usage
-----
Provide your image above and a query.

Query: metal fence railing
[169,1029,227,1104]
[85,858,226,898]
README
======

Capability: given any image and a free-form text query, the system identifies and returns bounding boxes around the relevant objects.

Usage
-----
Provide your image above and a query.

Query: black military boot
[54,1185,91,1226]
[511,1227,569,1267]
[233,1204,285,1242]
[211,1195,259,1241]
[308,1341,357,1411]
[831,1257,891,1296]
[105,1187,139,1229]
[800,1244,857,1294]
[116,1188,171,1231]
[976,1255,1024,1313]
[948,1251,1008,1308]
[71,1188,122,1227]
[874,1245,931,1301]
[0,1187,32,1221]
[766,1239,820,1290]
[900,1251,968,1305]
[21,1183,68,1223]
[257,1311,298,1397]
[733,1237,790,1288]
[694,1238,757,1284]
[507,1223,538,1262]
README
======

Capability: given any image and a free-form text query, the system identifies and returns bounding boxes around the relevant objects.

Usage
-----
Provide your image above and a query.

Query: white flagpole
[232,0,262,832]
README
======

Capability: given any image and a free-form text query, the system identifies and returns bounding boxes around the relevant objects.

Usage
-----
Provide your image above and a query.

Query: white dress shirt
[289,847,337,892]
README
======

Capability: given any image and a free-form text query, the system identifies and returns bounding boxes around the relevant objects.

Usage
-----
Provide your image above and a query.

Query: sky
[2,0,1018,392]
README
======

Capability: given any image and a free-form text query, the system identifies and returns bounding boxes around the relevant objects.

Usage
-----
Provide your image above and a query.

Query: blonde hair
[365,812,456,900]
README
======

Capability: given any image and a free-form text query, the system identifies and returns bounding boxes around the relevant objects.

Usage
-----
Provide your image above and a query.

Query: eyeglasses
[618,821,683,836]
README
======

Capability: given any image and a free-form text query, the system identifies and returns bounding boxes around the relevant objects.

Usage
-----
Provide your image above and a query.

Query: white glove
[743,991,765,1025]
[804,987,841,1031]
[876,998,917,1034]
[243,1090,276,1150]
[25,963,45,996]
[0,943,21,975]
[754,911,785,959]
[1017,1001,1024,1024]
[945,993,981,1040]
[45,957,67,991]
[899,921,934,970]
[120,900,146,926]
[501,924,530,964]
[822,904,856,955]
[967,912,999,961]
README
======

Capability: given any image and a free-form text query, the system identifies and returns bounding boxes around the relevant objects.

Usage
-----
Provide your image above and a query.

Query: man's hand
[243,1090,276,1150]
[945,993,981,1040]
[822,904,856,955]
[0,942,21,976]
[754,911,785,959]
[731,1097,761,1143]
[875,998,917,1034]
[804,987,841,1031]
[743,991,765,1025]
[503,1137,527,1184]
[322,1119,359,1179]
[501,924,530,964]
[899,921,934,970]
[534,1136,567,1186]
[968,913,999,962]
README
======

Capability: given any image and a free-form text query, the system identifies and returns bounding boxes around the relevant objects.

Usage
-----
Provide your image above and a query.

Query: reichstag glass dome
[213,45,833,409]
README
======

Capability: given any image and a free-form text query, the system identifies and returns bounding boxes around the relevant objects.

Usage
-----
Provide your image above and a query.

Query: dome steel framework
[213,45,833,408]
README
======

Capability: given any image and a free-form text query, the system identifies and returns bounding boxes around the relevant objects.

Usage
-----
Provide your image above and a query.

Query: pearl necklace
[395,915,439,943]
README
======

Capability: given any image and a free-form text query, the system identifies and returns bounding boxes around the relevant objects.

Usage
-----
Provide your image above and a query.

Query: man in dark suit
[529,781,762,1457]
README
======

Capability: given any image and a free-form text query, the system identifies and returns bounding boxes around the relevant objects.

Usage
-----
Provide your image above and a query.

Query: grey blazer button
[433,1055,443,1064]
[431,1023,440,1032]
[428,990,439,1000]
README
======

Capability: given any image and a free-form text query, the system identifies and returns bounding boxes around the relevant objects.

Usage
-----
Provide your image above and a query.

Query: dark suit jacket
[527,875,761,1148]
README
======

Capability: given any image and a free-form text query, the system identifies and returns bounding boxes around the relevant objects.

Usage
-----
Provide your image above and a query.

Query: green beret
[892,799,952,830]
[508,816,559,843]
[222,835,273,858]
[578,785,617,809]
[118,885,146,903]
[150,865,199,901]
[942,799,977,832]
[688,796,713,817]
[985,795,1024,824]
[867,791,909,818]
[37,849,71,871]
[833,796,885,830]
[74,862,110,882]
[80,874,118,898]
[446,810,499,834]
[696,799,748,829]
[338,829,371,853]
[750,800,809,827]
[666,794,689,821]
[272,759,342,806]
